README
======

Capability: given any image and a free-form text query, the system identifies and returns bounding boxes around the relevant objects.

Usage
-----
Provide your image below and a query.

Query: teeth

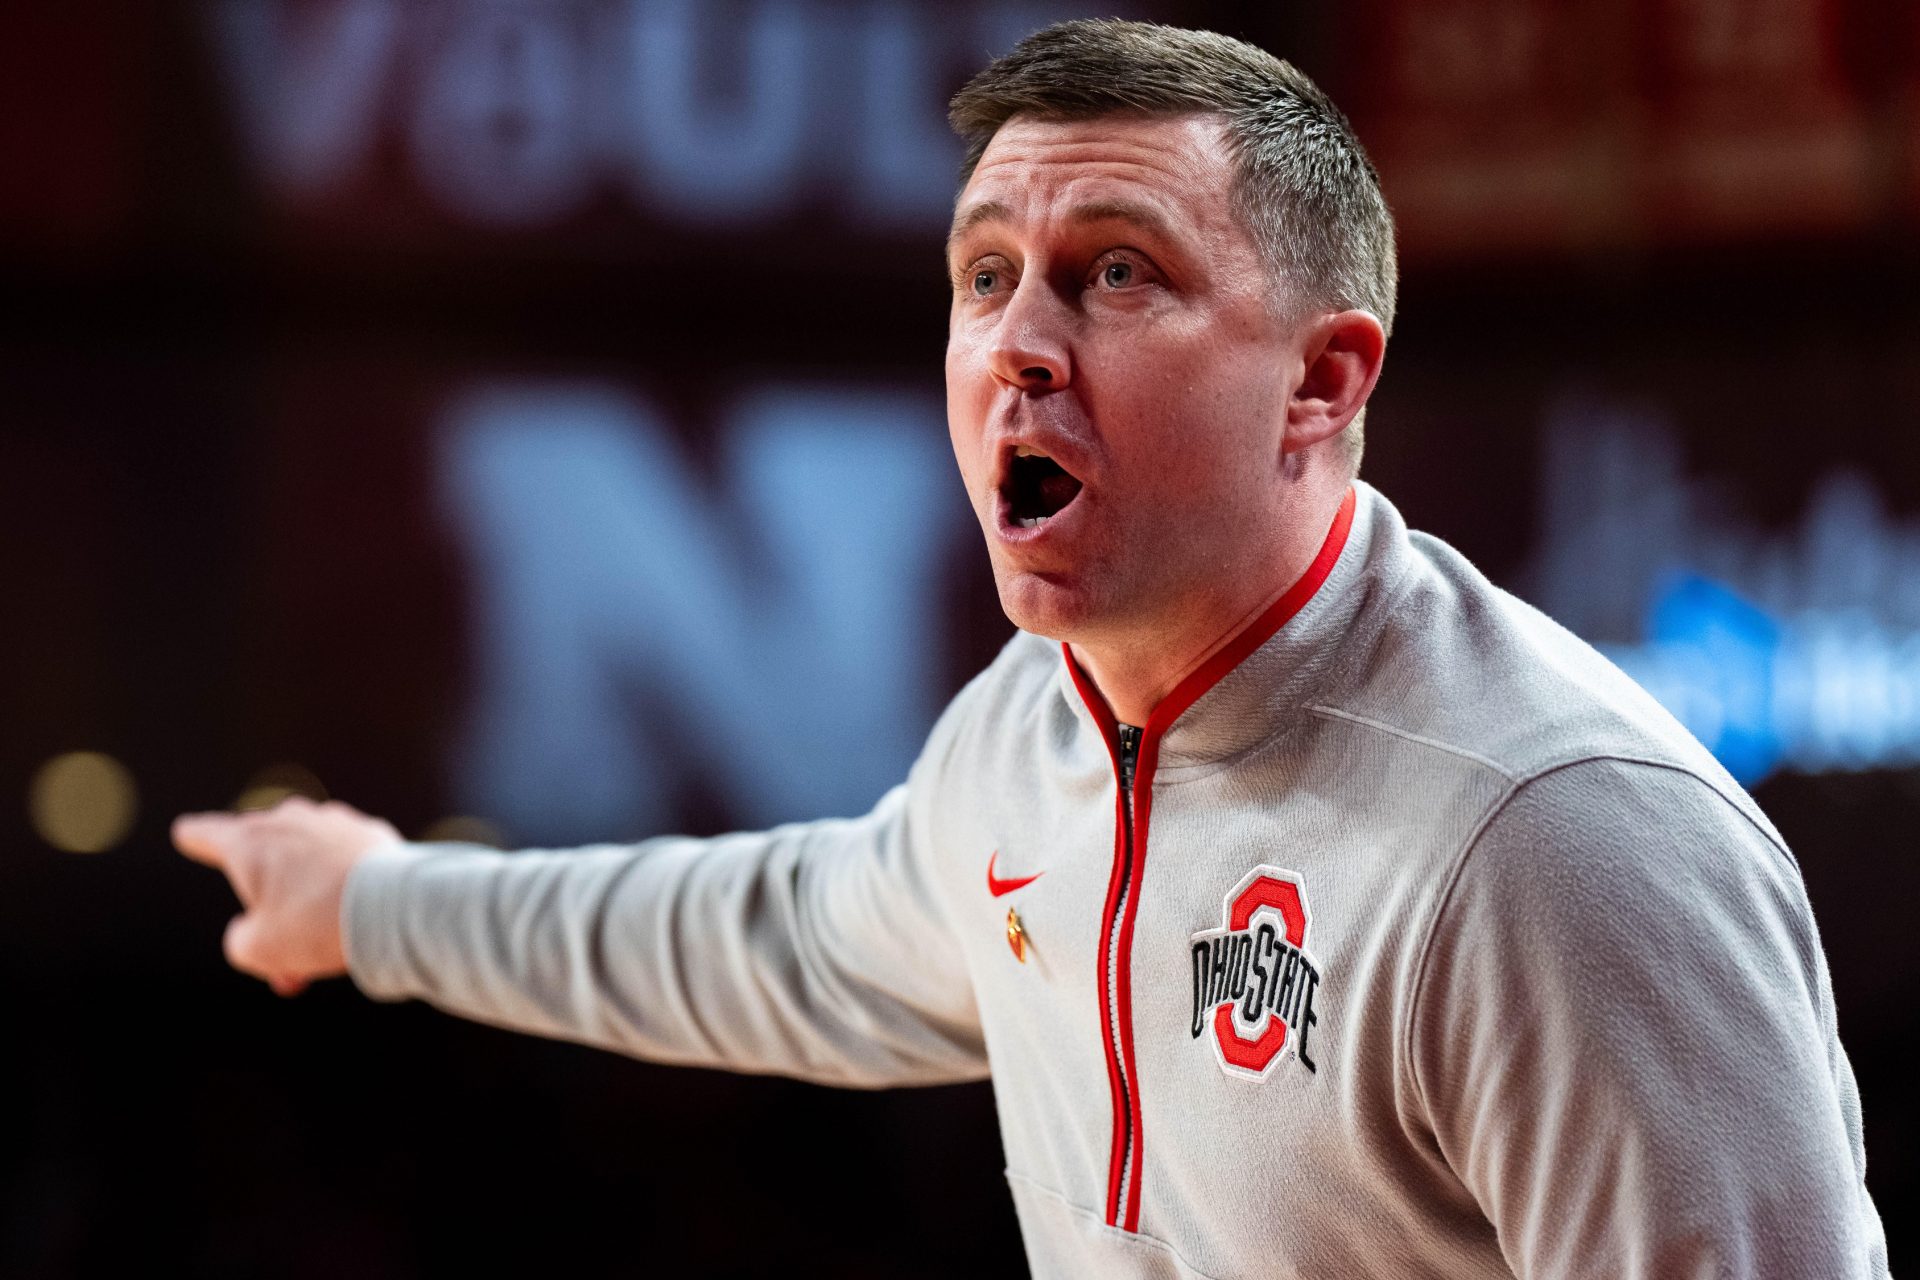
[1016,516,1046,529]
[1013,444,1049,458]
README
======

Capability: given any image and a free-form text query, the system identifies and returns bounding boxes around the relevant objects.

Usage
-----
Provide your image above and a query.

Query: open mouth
[1004,445,1084,529]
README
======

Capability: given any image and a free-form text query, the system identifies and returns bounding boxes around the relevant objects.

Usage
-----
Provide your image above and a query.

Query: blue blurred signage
[1527,405,1920,784]
[206,0,1083,230]
[439,381,966,843]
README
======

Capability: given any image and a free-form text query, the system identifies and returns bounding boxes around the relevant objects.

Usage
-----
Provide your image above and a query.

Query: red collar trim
[1064,484,1357,737]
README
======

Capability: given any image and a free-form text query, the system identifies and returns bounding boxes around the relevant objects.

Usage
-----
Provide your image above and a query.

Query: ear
[1284,310,1386,455]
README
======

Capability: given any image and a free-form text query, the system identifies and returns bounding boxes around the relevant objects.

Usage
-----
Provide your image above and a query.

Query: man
[174,21,1889,1278]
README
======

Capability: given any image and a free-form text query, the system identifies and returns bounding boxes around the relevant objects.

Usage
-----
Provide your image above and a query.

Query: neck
[1068,482,1351,727]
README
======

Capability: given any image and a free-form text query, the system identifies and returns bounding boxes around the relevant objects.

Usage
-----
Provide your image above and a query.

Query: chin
[993,568,1103,641]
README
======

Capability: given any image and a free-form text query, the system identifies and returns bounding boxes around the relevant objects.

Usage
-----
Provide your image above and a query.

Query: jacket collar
[1056,481,1404,773]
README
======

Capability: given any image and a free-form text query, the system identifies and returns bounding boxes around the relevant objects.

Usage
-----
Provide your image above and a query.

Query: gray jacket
[345,482,1889,1278]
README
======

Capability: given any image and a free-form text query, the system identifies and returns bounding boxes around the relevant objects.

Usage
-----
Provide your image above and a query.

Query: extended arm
[344,784,985,1087]
[174,729,987,1088]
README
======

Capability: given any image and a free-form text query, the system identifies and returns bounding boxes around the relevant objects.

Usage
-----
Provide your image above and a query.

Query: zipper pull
[1116,723,1142,795]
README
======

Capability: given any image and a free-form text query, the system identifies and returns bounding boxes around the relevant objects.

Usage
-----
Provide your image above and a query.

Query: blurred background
[2,0,1916,1274]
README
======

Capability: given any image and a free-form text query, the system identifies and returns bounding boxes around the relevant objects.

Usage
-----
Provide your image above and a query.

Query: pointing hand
[173,796,401,997]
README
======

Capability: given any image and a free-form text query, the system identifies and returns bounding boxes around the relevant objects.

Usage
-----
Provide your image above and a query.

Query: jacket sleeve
[1409,757,1889,1279]
[340,724,985,1089]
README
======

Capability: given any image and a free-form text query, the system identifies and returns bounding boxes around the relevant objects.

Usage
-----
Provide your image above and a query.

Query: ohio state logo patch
[1189,866,1322,1078]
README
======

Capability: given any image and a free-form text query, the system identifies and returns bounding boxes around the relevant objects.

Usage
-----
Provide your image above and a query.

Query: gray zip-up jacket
[345,482,1889,1278]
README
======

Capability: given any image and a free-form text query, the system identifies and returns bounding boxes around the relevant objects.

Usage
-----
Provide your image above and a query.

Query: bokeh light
[232,761,327,813]
[28,751,139,854]
[419,815,508,848]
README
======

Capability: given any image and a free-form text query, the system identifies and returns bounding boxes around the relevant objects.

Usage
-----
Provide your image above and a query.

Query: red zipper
[1062,485,1356,1234]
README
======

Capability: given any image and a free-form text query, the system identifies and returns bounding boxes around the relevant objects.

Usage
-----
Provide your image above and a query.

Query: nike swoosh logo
[987,850,1044,897]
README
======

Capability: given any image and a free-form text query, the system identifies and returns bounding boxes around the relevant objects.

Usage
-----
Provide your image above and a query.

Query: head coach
[173,20,1888,1278]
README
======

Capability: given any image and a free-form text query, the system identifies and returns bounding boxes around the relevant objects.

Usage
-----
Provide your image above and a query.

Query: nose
[987,277,1072,392]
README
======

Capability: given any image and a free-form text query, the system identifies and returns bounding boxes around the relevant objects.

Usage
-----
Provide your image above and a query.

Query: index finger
[172,811,243,869]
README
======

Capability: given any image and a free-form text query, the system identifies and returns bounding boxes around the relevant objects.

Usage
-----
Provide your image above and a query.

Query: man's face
[945,112,1303,645]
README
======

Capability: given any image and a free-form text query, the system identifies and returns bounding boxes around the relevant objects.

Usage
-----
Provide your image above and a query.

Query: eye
[959,257,1015,300]
[1089,252,1154,292]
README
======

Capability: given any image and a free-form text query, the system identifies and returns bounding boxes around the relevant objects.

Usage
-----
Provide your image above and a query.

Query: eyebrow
[947,200,1012,257]
[945,197,1179,260]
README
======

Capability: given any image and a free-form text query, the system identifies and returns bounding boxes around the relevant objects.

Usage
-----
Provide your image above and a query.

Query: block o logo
[1188,866,1323,1079]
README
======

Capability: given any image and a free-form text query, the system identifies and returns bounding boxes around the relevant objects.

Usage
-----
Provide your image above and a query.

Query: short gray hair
[949,20,1396,473]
